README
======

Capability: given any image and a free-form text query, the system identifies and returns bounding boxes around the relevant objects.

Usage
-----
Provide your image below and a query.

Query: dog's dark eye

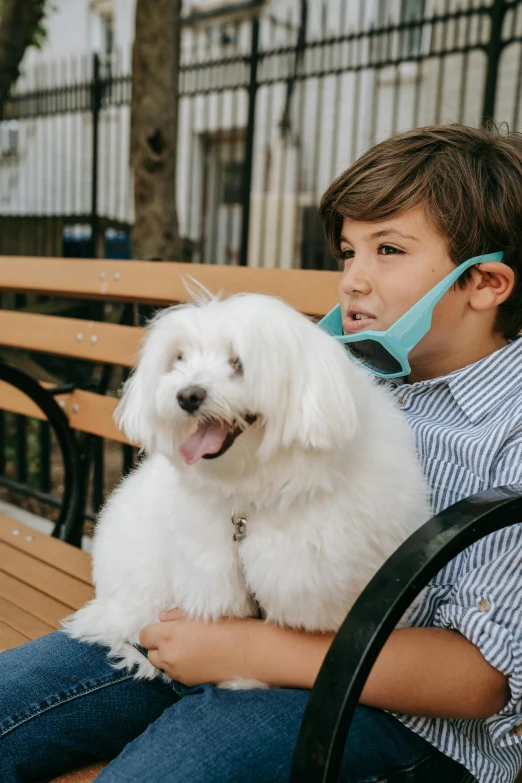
[176,352,184,362]
[230,356,243,375]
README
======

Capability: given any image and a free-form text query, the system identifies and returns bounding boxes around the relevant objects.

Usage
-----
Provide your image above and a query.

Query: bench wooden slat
[0,541,93,609]
[0,256,338,316]
[0,515,92,584]
[53,388,131,443]
[0,383,133,444]
[0,618,30,651]
[0,311,141,366]
[0,571,73,628]
[0,595,55,640]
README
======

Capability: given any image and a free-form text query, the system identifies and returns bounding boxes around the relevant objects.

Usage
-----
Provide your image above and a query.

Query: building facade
[0,0,520,267]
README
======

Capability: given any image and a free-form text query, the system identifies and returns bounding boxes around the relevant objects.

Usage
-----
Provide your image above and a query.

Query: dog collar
[231,507,264,619]
[231,509,248,542]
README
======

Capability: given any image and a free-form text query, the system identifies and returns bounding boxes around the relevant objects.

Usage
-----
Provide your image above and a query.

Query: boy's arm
[146,610,509,719]
[244,623,509,719]
[246,499,522,720]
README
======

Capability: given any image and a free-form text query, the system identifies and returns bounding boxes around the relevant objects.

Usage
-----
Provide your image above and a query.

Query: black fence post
[239,15,260,267]
[482,0,507,125]
[90,53,102,258]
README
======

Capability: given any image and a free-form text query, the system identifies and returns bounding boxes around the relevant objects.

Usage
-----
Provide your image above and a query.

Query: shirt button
[478,598,491,613]
[512,723,522,737]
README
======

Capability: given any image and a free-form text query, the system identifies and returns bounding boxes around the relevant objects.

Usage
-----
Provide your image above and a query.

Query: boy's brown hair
[319,123,522,338]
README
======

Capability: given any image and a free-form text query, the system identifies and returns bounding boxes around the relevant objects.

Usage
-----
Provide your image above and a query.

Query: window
[219,22,239,47]
[400,0,427,58]
[101,14,114,56]
[184,0,265,23]
[90,0,114,56]
[220,160,244,205]
[0,121,19,158]
[188,0,255,13]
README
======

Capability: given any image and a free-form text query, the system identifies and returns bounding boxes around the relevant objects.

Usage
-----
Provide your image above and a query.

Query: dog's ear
[114,306,184,451]
[257,311,359,459]
[287,331,359,452]
[114,366,148,449]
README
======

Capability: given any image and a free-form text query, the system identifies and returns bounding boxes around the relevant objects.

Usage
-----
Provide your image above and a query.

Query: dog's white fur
[64,293,430,685]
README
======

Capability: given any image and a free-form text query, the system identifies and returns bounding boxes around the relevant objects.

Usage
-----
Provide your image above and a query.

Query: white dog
[65,292,430,686]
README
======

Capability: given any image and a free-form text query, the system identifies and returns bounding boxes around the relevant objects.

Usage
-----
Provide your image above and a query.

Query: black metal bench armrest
[290,486,522,783]
[0,362,83,544]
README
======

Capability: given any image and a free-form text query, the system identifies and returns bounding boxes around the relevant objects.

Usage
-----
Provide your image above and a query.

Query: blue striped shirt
[383,337,522,783]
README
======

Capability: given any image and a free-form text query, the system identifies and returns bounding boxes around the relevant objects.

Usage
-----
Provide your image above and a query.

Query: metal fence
[0,0,521,268]
[0,0,521,528]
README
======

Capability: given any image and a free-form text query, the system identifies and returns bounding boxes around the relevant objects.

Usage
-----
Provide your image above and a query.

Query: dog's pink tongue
[178,421,231,464]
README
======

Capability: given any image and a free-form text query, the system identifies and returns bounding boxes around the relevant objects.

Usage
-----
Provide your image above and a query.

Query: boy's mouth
[343,310,377,334]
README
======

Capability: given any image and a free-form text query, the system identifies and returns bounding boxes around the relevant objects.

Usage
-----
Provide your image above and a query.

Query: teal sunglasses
[318,251,505,378]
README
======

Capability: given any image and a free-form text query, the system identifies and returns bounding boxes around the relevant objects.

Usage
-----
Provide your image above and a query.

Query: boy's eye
[339,245,402,261]
[380,244,403,256]
[337,244,403,270]
[339,248,354,267]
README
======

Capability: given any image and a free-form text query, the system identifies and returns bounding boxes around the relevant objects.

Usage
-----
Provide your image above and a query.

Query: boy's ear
[470,262,515,311]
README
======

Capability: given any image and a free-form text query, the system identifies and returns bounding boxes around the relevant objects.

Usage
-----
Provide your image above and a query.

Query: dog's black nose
[177,386,207,413]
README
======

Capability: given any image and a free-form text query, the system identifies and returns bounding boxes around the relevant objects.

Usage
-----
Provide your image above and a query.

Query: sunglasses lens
[345,339,403,375]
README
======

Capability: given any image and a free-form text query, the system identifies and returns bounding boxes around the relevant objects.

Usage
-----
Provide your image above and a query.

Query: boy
[1,123,522,783]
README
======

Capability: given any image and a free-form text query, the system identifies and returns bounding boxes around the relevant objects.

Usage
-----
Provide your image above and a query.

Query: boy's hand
[140,609,335,689]
[139,609,257,686]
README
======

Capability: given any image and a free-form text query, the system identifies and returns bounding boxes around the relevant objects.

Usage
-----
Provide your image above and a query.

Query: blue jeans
[0,631,473,783]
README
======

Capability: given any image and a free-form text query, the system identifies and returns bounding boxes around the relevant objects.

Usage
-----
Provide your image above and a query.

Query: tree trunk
[131,0,182,261]
[0,0,47,107]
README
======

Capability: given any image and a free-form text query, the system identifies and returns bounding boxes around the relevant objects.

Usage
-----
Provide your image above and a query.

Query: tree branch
[0,0,47,105]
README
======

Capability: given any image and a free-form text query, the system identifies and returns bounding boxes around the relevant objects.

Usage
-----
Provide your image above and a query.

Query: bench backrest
[0,256,339,447]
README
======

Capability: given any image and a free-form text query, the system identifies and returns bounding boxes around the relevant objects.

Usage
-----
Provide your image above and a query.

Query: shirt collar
[447,337,522,423]
[383,337,522,424]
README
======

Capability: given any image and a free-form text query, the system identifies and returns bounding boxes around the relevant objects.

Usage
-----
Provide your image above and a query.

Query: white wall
[3,0,521,267]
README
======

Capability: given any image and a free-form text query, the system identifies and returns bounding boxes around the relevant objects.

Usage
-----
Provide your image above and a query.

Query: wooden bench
[1,256,521,783]
[0,255,338,781]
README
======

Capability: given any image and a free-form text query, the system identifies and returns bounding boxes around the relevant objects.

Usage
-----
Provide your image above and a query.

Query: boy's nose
[340,257,372,296]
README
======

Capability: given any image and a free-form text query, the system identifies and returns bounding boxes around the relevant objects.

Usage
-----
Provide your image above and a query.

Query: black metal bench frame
[291,486,522,781]
[0,361,83,543]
